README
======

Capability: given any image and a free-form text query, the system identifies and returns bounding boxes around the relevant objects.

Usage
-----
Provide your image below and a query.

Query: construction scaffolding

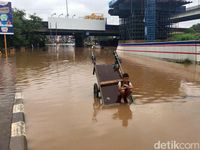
[109,0,191,41]
[119,0,145,40]
[145,0,156,41]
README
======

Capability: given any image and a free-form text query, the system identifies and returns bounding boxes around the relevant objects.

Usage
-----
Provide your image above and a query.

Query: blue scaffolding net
[145,0,156,41]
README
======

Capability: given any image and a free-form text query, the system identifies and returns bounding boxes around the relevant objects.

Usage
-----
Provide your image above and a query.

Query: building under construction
[109,0,191,41]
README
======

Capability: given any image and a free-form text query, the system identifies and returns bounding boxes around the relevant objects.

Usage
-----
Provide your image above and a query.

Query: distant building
[108,0,190,41]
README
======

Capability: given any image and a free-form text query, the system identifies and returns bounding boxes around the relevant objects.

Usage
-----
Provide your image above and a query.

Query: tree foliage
[191,23,200,32]
[169,24,200,41]
[12,9,27,47]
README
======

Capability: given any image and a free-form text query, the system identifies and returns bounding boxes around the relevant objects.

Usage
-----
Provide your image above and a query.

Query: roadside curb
[9,92,27,150]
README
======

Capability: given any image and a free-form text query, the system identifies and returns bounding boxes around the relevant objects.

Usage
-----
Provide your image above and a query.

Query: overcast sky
[2,0,200,27]
[8,0,119,25]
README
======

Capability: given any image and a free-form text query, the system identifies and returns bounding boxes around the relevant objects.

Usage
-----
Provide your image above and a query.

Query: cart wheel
[94,83,99,98]
[128,94,134,104]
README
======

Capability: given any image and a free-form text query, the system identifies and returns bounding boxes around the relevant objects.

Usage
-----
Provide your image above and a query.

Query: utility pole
[66,0,69,17]
[56,22,58,44]
[4,34,8,57]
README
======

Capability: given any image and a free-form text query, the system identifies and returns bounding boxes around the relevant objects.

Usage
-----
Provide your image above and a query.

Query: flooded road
[0,57,15,150]
[15,46,200,150]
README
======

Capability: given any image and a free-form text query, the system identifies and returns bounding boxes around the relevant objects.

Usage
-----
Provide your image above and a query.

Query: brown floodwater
[16,46,200,150]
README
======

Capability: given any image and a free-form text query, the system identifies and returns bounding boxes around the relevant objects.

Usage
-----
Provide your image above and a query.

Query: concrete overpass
[35,19,119,47]
[37,21,119,36]
[171,5,200,23]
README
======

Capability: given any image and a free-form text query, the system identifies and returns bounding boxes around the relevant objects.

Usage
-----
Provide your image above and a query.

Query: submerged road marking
[15,92,24,100]
[13,104,24,113]
[11,121,26,137]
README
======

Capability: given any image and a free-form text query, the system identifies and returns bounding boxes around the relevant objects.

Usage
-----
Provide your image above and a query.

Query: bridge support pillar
[74,33,85,47]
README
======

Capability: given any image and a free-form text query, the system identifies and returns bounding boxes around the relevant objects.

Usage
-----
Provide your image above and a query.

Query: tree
[191,23,200,32]
[24,14,46,47]
[12,9,28,47]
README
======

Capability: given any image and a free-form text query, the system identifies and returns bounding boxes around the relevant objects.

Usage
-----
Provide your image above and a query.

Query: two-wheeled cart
[91,51,133,105]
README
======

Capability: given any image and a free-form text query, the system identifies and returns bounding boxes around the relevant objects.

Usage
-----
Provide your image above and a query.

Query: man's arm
[129,82,133,89]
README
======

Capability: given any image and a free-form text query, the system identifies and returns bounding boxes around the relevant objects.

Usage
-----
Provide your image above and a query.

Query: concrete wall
[117,41,200,62]
[197,44,200,62]
[48,17,106,31]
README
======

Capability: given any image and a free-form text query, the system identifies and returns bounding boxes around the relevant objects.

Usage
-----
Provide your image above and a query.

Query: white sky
[1,0,200,27]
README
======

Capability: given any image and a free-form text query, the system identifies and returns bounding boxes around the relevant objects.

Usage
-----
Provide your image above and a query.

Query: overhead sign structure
[0,2,14,35]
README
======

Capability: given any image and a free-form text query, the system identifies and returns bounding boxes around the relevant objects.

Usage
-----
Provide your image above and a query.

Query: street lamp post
[58,13,63,17]
[56,13,64,44]
[55,21,58,44]
[72,14,76,18]
[66,0,69,18]
[51,13,56,17]
[50,13,56,44]
[49,22,52,44]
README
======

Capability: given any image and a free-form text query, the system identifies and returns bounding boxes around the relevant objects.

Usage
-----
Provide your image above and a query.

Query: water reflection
[92,99,102,122]
[180,80,200,97]
[47,45,76,61]
[92,99,132,127]
[112,104,132,127]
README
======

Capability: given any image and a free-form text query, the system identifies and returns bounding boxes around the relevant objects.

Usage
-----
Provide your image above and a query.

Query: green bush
[169,33,200,41]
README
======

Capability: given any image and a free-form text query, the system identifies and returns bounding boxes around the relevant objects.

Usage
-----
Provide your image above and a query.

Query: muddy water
[0,57,15,150]
[16,46,200,150]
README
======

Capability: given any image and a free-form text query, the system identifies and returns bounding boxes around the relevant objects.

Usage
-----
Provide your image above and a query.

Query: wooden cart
[91,51,134,105]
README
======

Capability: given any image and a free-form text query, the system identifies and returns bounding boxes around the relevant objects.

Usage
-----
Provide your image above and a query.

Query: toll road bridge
[171,5,200,23]
[36,17,119,47]
[39,22,119,36]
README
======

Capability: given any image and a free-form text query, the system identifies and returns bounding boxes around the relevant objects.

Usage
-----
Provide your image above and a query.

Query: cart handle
[100,79,123,86]
[113,51,124,77]
[91,51,96,75]
[91,51,96,65]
